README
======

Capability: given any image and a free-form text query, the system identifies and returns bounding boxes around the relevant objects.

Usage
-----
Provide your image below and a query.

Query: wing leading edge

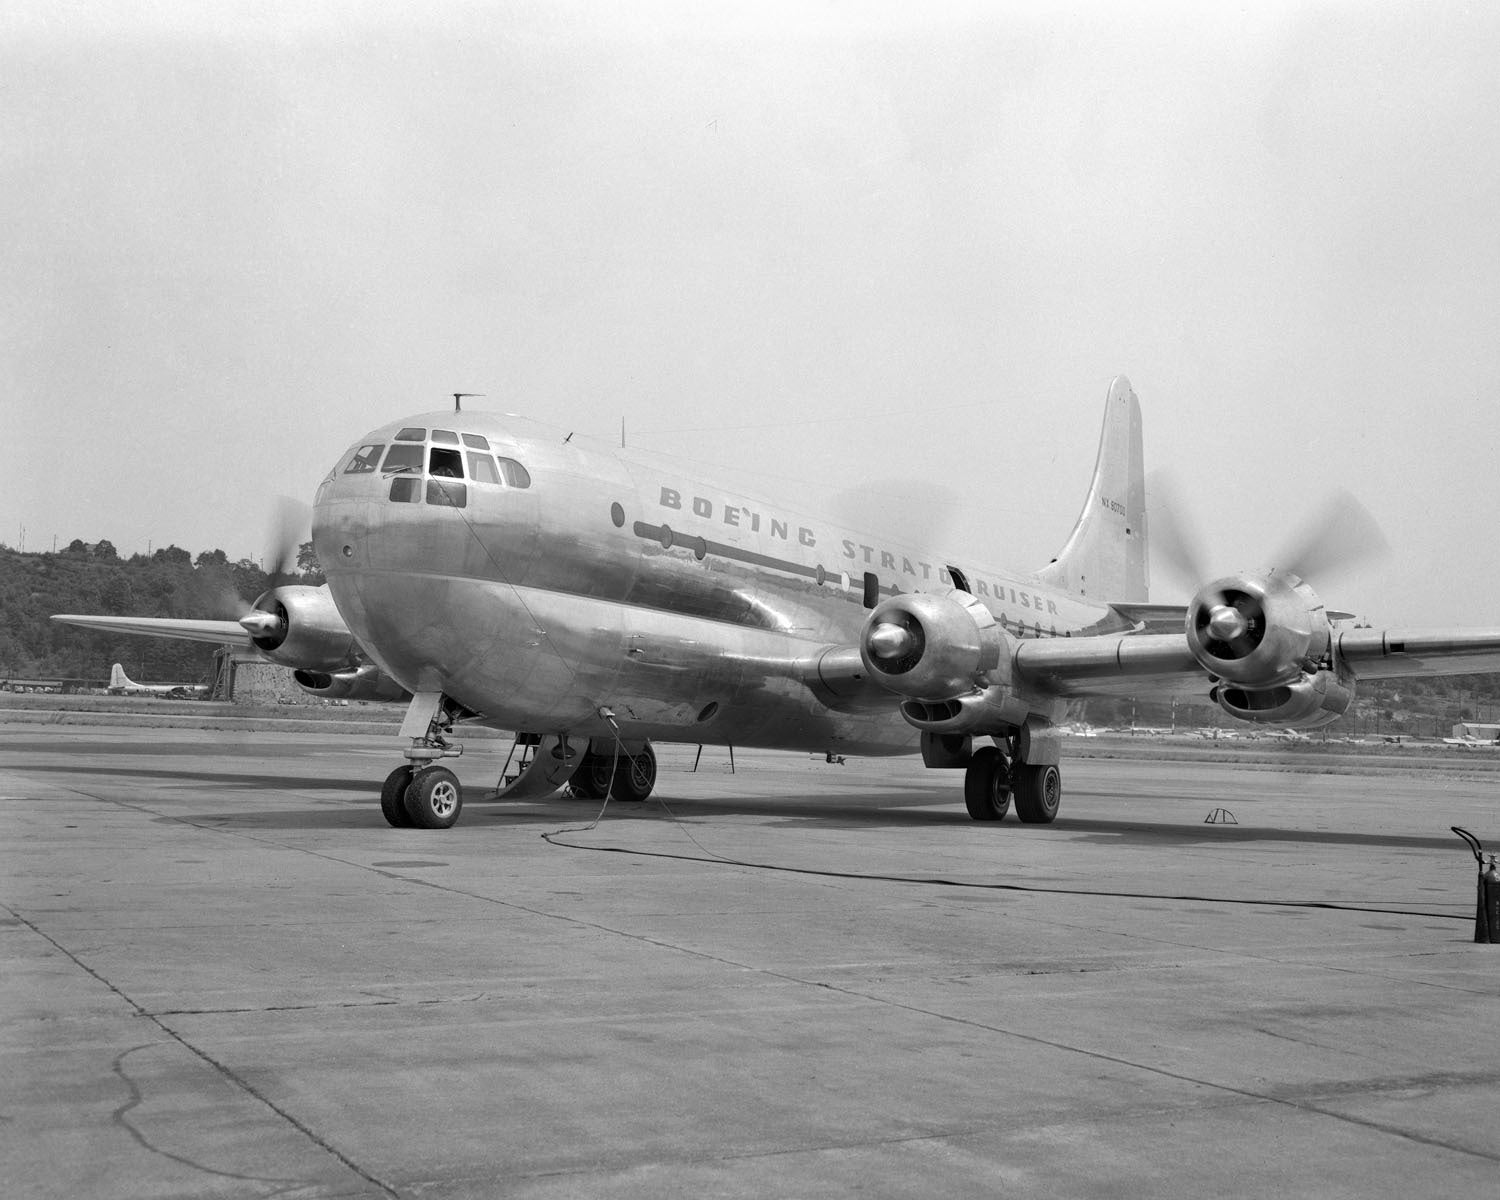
[51,614,255,647]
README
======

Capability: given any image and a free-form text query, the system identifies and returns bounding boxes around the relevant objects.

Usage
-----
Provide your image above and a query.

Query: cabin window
[431,429,460,446]
[429,447,464,478]
[394,427,426,442]
[467,452,500,484]
[389,476,420,503]
[497,457,531,488]
[381,444,424,473]
[426,479,467,507]
[462,433,490,450]
[344,444,383,474]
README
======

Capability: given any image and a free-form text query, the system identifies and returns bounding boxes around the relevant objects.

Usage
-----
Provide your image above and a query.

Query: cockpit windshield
[348,428,531,507]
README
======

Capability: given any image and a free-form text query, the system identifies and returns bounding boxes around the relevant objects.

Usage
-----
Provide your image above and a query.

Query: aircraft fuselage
[312,411,1124,755]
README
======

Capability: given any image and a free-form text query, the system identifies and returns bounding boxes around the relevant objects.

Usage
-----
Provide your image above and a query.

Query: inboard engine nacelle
[859,590,1030,733]
[1186,571,1354,727]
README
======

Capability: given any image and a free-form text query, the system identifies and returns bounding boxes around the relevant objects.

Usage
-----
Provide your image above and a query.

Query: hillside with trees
[0,540,322,686]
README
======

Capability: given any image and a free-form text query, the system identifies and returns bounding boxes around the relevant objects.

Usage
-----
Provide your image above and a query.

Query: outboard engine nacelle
[1213,669,1355,728]
[1185,572,1332,688]
[293,664,411,703]
[240,585,357,671]
[860,589,1009,700]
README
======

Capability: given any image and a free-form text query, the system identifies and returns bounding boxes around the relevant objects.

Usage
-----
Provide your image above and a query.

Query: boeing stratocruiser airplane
[54,377,1500,830]
[107,663,209,699]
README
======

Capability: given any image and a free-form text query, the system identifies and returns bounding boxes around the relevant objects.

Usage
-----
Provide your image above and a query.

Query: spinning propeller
[1149,472,1389,663]
[191,497,312,641]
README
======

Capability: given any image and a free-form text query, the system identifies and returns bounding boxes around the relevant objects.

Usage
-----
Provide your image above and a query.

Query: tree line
[0,540,322,684]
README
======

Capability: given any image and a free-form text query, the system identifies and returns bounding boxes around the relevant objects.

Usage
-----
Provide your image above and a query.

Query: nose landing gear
[380,692,469,829]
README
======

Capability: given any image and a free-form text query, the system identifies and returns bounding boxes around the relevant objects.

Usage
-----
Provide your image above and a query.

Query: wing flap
[51,614,254,647]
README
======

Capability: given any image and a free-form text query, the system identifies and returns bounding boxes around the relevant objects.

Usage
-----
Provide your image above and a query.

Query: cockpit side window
[467,452,500,484]
[431,429,459,446]
[381,444,424,474]
[426,479,467,507]
[344,444,384,474]
[394,427,426,442]
[496,457,532,488]
[429,447,464,478]
[389,476,420,503]
[462,433,491,450]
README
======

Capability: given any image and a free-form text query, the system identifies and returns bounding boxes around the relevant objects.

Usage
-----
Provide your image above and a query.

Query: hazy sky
[4,1,1498,625]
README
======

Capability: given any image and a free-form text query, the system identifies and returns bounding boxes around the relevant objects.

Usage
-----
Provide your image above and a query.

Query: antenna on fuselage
[452,392,483,412]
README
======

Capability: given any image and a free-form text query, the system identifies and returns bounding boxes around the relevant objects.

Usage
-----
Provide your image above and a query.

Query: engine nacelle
[293,665,410,703]
[860,589,1009,701]
[1213,669,1355,728]
[245,585,357,672]
[1185,572,1332,688]
[899,685,1033,735]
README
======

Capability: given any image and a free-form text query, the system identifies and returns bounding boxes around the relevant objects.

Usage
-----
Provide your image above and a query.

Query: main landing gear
[961,737,1062,824]
[566,744,657,803]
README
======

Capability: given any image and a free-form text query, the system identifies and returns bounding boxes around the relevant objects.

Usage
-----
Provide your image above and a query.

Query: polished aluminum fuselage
[312,411,1120,755]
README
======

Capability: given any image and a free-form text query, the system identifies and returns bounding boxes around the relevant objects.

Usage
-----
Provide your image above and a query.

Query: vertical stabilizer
[109,664,132,690]
[1036,376,1148,602]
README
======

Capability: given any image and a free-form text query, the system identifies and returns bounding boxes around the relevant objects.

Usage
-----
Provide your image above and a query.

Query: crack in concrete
[3,902,402,1199]
[30,777,1500,1176]
[109,1043,308,1189]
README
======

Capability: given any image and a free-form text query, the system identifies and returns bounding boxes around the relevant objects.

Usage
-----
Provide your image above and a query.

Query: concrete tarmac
[3,722,1500,1198]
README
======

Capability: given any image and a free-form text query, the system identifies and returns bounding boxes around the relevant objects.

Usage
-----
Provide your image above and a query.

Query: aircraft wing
[1013,633,1204,697]
[51,614,255,647]
[1332,627,1500,679]
[1011,626,1500,698]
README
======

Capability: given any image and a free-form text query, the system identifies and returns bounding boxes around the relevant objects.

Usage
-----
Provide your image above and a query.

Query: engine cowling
[1185,572,1332,688]
[1213,669,1355,728]
[860,589,1007,700]
[859,589,1033,734]
[1186,571,1355,728]
[293,665,410,703]
[241,585,357,671]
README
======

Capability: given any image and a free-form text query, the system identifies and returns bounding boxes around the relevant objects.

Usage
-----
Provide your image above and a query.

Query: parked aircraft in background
[107,664,209,699]
[54,377,1500,830]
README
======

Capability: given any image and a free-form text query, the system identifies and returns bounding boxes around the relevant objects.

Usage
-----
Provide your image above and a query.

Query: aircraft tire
[963,746,1010,821]
[569,753,613,801]
[381,765,415,828]
[1012,763,1062,824]
[609,744,656,803]
[404,766,463,829]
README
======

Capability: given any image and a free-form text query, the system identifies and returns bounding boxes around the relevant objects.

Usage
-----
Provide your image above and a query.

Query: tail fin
[1036,376,1148,602]
[109,664,132,690]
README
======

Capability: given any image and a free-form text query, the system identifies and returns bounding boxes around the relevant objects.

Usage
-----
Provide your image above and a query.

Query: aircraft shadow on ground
[20,761,368,794]
[21,762,1480,850]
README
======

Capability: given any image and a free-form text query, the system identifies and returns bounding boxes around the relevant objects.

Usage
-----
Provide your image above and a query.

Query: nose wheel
[380,763,463,829]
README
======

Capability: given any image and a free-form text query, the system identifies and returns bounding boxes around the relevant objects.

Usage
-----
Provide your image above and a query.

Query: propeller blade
[265,496,312,585]
[1146,470,1212,592]
[1273,489,1389,582]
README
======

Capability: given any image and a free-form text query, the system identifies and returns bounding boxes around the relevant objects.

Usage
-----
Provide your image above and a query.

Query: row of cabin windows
[342,433,531,509]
